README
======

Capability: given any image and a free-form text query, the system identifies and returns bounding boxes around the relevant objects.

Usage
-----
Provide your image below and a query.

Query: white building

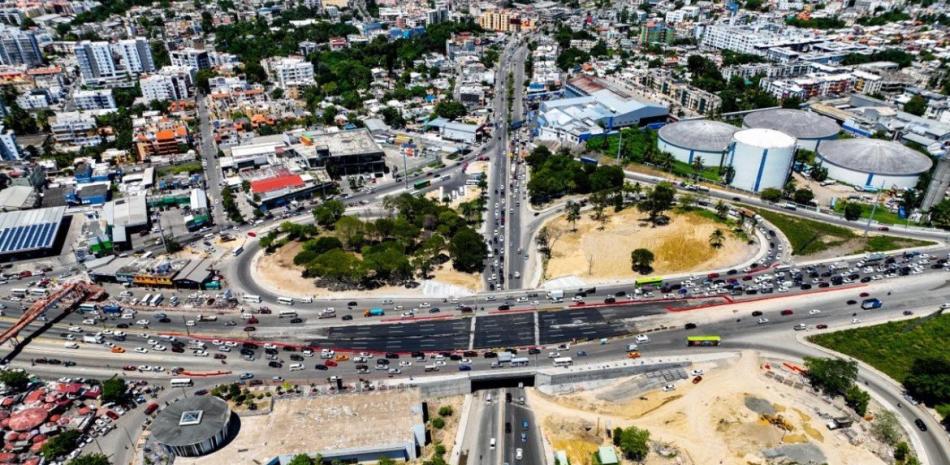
[266,57,315,89]
[75,40,120,83]
[140,66,193,103]
[665,6,699,24]
[170,47,210,70]
[73,89,116,111]
[0,123,20,160]
[51,112,101,147]
[701,24,823,57]
[74,37,154,86]
[115,37,155,74]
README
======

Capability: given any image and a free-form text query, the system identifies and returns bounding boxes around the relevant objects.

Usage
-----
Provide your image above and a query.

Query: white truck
[497,352,514,364]
[83,335,104,344]
[547,289,564,301]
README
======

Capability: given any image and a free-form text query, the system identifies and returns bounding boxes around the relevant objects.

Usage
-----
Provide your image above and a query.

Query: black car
[483,351,498,358]
[914,419,927,432]
[116,323,129,329]
[463,350,479,358]
[314,364,328,370]
[411,351,426,358]
[429,308,440,313]
[158,318,171,323]
[376,358,390,365]
[243,342,259,349]
[282,345,296,352]
[603,297,616,304]
[290,354,304,361]
[385,352,400,359]
[903,310,913,316]
[685,323,697,330]
[64,361,76,367]
[846,300,857,305]
[347,301,358,307]
[289,318,303,324]
[449,353,462,361]
[268,361,282,368]
[341,315,353,321]
[264,348,278,355]
[527,348,541,355]
[752,311,763,316]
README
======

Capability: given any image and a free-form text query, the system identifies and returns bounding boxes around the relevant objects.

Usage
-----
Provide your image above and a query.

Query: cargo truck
[547,289,564,301]
[364,308,385,317]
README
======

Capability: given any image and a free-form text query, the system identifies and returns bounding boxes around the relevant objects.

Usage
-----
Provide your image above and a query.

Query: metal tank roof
[732,128,796,149]
[817,138,933,176]
[658,120,739,152]
[151,396,231,448]
[743,108,839,140]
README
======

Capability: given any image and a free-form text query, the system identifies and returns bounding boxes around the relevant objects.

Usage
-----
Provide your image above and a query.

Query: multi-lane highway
[459,387,543,465]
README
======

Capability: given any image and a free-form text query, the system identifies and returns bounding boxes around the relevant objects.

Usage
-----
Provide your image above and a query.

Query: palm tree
[709,229,725,248]
[691,156,704,172]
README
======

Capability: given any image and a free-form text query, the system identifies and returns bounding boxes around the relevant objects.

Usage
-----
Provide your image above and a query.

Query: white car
[263,343,278,350]
[399,361,412,367]
[64,342,79,349]
[135,319,150,326]
[185,320,195,327]
[635,334,649,343]
[82,319,97,325]
[662,384,676,392]
[152,345,167,351]
[547,352,560,358]
[757,318,769,324]
[809,309,821,315]
[690,369,704,376]
[134,347,148,354]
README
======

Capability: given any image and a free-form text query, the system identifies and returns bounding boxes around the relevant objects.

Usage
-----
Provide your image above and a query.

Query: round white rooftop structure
[151,396,233,457]
[658,120,739,153]
[816,138,933,189]
[743,109,840,149]
[732,127,797,149]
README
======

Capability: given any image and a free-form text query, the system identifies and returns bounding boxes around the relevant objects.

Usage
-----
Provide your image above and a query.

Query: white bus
[150,294,164,306]
[10,288,27,297]
[510,357,530,367]
[278,310,297,318]
[29,288,48,296]
[277,297,295,306]
[78,303,98,313]
[169,378,193,388]
[140,294,152,306]
[242,295,262,303]
[553,357,573,367]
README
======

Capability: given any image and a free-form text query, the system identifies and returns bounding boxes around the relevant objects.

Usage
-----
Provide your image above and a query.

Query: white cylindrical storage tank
[743,108,840,151]
[816,138,933,190]
[657,120,739,167]
[727,128,796,193]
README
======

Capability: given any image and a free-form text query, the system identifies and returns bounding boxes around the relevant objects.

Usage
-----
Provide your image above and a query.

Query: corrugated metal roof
[817,138,933,175]
[251,174,304,194]
[743,108,840,140]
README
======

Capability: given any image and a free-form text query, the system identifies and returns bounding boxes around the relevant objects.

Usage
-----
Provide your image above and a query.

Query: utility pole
[863,180,886,237]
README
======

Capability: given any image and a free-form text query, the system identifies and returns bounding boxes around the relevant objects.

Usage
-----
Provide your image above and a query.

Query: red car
[104,410,119,420]
[325,360,338,367]
[247,231,257,237]
[122,365,137,371]
[144,403,159,415]
[781,309,794,316]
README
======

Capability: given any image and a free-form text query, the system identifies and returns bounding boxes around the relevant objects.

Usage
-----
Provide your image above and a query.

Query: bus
[78,303,99,313]
[29,288,48,296]
[10,288,27,297]
[149,294,164,307]
[553,357,573,367]
[278,310,298,319]
[277,297,295,306]
[242,295,262,303]
[511,357,530,367]
[687,336,721,347]
[635,276,664,287]
[140,294,152,306]
[413,179,431,190]
[169,378,193,388]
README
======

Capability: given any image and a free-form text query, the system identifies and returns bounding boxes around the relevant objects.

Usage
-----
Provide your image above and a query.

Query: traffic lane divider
[665,283,868,312]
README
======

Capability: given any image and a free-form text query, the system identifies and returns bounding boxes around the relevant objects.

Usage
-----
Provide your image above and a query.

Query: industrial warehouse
[815,138,934,190]
[0,206,71,261]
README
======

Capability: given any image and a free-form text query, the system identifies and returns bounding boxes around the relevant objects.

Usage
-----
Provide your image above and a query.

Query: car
[244,326,256,331]
[914,419,927,432]
[268,361,282,368]
[690,369,704,376]
[751,311,763,317]
[239,372,254,380]
[213,353,227,360]
[846,300,857,305]
[684,323,697,330]
[757,318,769,324]
[780,309,793,316]
[134,347,148,353]
[662,384,676,392]
[635,334,649,343]
[341,315,353,321]
[808,309,821,315]
[859,292,870,297]
[314,364,328,370]
[816,324,828,329]
[576,350,588,357]
[325,360,338,367]
[902,310,913,316]
[111,347,125,353]
[289,318,303,324]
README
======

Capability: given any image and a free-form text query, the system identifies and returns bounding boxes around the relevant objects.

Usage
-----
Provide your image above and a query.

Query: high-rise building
[170,48,211,70]
[73,89,117,111]
[639,21,676,45]
[140,66,193,103]
[0,27,43,67]
[0,123,21,160]
[75,41,121,82]
[266,57,315,89]
[115,37,155,74]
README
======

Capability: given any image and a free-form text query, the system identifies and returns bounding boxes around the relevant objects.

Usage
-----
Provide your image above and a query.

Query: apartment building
[51,112,102,147]
[73,89,116,111]
[140,66,193,103]
[0,27,43,67]
[265,57,315,89]
[170,48,211,71]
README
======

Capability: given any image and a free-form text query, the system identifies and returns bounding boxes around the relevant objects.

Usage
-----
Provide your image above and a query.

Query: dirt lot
[529,352,888,465]
[177,389,425,465]
[543,208,756,283]
[254,242,481,297]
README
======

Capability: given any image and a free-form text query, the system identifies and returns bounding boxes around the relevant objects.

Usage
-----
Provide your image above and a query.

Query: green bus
[413,179,431,190]
[687,336,721,347]
[635,276,664,287]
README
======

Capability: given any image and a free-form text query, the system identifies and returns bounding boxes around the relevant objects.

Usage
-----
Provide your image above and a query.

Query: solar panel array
[0,206,66,255]
[0,223,58,253]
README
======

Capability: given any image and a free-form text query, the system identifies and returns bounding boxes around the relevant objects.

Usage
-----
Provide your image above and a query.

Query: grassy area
[671,160,724,182]
[157,160,203,176]
[832,201,921,226]
[753,208,933,255]
[809,314,950,383]
[689,208,750,241]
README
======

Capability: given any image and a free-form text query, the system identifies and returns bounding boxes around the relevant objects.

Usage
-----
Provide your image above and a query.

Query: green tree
[612,426,624,446]
[431,417,445,429]
[631,248,655,274]
[871,410,901,445]
[844,202,863,221]
[781,95,803,109]
[619,426,650,461]
[803,357,858,396]
[844,385,870,415]
[380,106,405,128]
[566,201,582,231]
[902,357,950,407]
[313,200,346,228]
[287,454,314,465]
[0,370,30,391]
[638,182,675,224]
[809,165,828,182]
[715,200,729,219]
[102,376,128,404]
[894,441,910,462]
[41,430,81,460]
[793,188,815,205]
[438,405,453,416]
[903,95,927,116]
[709,229,725,248]
[433,98,467,120]
[930,198,950,229]
[759,187,782,202]
[68,453,111,465]
[449,227,487,273]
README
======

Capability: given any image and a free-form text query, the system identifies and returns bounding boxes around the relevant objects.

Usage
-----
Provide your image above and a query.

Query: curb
[665,283,867,312]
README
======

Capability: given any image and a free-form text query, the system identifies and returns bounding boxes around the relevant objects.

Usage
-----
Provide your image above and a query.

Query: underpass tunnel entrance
[471,374,535,392]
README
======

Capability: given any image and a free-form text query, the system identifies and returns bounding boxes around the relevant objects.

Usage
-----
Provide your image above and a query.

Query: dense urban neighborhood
[0,0,945,465]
